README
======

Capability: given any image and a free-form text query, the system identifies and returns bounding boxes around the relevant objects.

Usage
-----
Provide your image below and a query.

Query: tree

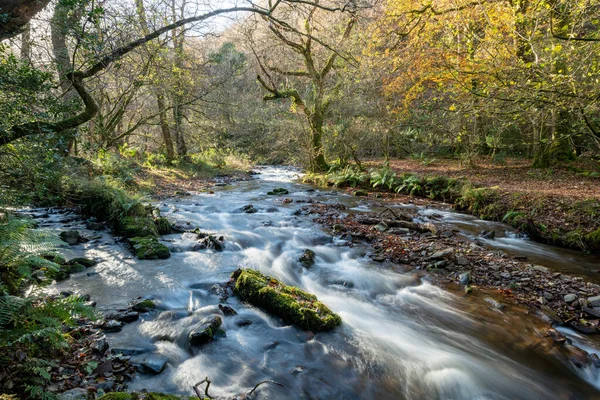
[0,1,354,148]
[252,4,357,171]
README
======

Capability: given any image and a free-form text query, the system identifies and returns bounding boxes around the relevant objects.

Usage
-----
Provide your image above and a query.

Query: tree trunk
[157,93,175,161]
[20,23,30,61]
[136,0,175,161]
[51,3,79,155]
[169,0,188,158]
[309,111,328,172]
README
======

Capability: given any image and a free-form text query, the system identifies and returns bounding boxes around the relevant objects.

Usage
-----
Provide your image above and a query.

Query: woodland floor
[366,157,600,200]
[133,166,253,199]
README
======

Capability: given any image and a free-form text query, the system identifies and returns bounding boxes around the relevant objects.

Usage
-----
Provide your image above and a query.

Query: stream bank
[303,161,600,254]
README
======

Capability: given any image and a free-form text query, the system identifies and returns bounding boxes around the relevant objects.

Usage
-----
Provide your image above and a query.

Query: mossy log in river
[231,268,341,332]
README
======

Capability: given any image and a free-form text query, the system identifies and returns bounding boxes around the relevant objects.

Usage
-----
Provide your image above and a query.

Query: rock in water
[138,354,168,374]
[57,388,89,400]
[188,315,223,348]
[299,249,316,268]
[59,230,87,245]
[459,271,471,285]
[231,268,341,332]
[199,235,225,251]
[241,204,258,214]
[127,237,171,260]
[267,188,289,195]
[67,257,98,267]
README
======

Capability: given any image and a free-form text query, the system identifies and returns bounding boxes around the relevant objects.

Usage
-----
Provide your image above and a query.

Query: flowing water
[41,167,600,399]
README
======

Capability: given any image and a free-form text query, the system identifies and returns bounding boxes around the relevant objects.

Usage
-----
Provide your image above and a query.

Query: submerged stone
[231,268,342,332]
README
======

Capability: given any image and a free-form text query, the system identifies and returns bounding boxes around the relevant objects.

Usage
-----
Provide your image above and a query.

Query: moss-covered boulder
[121,217,158,238]
[128,237,170,260]
[154,217,173,235]
[231,269,341,332]
[267,188,289,195]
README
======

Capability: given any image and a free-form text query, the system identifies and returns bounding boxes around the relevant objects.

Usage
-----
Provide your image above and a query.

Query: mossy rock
[299,249,316,268]
[67,263,86,273]
[353,189,368,197]
[121,217,158,238]
[41,252,67,265]
[132,299,157,312]
[67,257,98,267]
[128,237,171,260]
[267,188,289,195]
[188,315,222,348]
[231,268,341,332]
[154,217,173,235]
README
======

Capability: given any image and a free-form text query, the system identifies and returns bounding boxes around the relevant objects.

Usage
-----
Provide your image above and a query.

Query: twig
[378,207,408,221]
[193,377,213,399]
[247,380,284,396]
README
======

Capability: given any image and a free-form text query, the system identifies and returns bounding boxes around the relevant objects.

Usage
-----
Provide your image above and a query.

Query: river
[44,166,600,399]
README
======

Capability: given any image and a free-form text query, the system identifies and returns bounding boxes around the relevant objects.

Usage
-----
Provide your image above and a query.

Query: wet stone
[137,354,168,374]
[459,271,471,285]
[57,388,89,400]
[188,315,223,348]
[91,338,109,355]
[59,230,88,245]
[241,204,257,214]
[102,320,124,332]
[218,304,237,316]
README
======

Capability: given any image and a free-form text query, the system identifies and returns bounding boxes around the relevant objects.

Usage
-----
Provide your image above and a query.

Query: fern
[0,214,97,398]
[395,174,424,196]
[370,164,397,190]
